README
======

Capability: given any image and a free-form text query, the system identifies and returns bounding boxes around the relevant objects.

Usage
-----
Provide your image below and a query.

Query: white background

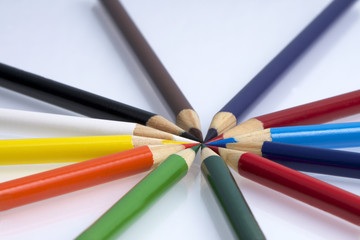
[0,0,359,239]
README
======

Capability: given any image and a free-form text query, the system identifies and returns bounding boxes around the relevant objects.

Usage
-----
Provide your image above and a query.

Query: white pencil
[0,108,197,143]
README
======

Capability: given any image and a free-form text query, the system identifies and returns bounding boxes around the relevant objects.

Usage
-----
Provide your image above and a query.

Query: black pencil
[0,62,198,141]
[100,0,203,141]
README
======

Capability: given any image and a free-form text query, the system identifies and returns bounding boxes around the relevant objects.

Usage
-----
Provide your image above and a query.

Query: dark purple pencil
[204,0,356,142]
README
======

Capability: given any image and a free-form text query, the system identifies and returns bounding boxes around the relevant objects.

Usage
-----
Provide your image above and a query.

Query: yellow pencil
[0,135,185,165]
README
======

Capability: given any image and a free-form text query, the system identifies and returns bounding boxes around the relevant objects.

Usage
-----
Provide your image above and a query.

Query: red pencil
[212,90,360,141]
[0,144,196,211]
[219,148,360,225]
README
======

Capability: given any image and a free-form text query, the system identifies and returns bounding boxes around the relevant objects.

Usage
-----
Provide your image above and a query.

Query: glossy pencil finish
[204,0,356,142]
[215,90,360,141]
[201,146,265,240]
[0,135,184,165]
[208,122,360,149]
[76,145,200,240]
[0,108,197,143]
[101,0,202,141]
[261,141,360,179]
[224,151,360,225]
[0,144,190,211]
[0,63,197,141]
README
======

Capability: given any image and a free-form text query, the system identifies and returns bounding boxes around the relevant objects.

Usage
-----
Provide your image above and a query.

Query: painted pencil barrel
[0,135,182,165]
[0,146,155,211]
[238,153,360,225]
[0,135,132,164]
[201,155,265,240]
[271,122,360,148]
[262,141,360,179]
[257,90,360,128]
[76,154,189,240]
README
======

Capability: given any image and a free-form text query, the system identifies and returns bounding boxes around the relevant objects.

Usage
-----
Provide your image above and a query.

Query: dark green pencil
[201,145,265,240]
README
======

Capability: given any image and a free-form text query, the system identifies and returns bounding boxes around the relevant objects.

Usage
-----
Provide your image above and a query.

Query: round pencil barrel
[201,147,265,239]
[237,152,360,225]
[262,141,360,179]
[204,0,356,142]
[0,63,197,140]
[76,145,199,239]
[0,135,183,165]
[0,146,155,211]
[0,108,197,142]
[257,90,360,128]
[101,0,203,141]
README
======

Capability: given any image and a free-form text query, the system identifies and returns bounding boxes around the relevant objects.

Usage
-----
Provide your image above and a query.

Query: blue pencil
[209,142,360,179]
[204,0,356,142]
[207,122,360,149]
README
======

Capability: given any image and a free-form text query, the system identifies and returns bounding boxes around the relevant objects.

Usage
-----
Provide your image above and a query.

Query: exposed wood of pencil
[101,0,202,141]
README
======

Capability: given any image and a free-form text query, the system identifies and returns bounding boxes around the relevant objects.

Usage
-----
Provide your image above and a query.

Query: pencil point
[206,138,235,148]
[182,143,200,149]
[204,128,218,142]
[189,127,203,142]
[181,131,201,142]
[207,145,220,154]
[190,144,201,153]
[207,134,223,143]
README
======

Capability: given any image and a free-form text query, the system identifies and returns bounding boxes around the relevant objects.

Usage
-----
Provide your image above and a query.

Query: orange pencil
[0,144,196,211]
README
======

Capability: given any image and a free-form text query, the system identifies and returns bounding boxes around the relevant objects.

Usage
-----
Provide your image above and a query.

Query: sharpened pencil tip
[189,128,203,142]
[181,131,201,142]
[204,128,218,142]
[190,144,201,153]
[207,145,219,154]
[182,143,200,149]
[207,134,223,143]
[205,139,230,148]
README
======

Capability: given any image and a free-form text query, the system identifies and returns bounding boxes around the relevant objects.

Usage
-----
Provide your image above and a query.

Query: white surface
[0,0,359,239]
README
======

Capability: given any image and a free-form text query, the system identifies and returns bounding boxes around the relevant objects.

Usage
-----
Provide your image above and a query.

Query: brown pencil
[100,0,203,141]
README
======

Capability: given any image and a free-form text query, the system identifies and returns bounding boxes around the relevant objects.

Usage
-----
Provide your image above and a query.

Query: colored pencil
[213,90,360,141]
[201,146,265,240]
[101,0,203,141]
[0,144,194,211]
[217,149,360,225]
[210,142,360,179]
[204,0,356,142]
[208,122,360,149]
[0,135,186,165]
[0,62,198,141]
[0,108,197,143]
[76,145,200,240]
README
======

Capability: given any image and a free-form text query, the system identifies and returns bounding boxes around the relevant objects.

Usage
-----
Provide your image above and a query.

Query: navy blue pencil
[204,0,356,142]
[210,142,360,179]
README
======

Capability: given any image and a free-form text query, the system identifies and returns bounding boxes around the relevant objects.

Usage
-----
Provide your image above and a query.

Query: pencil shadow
[0,171,148,236]
[231,171,360,239]
[237,8,359,121]
[0,87,80,116]
[92,3,174,121]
